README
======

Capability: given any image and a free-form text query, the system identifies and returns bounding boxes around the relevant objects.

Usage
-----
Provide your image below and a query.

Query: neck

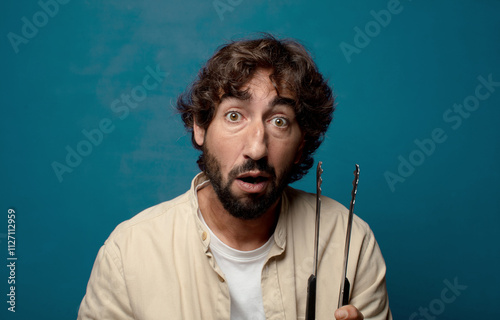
[197,184,280,251]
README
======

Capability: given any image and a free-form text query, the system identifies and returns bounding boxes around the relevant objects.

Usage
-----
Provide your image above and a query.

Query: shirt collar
[190,172,212,252]
[189,172,288,254]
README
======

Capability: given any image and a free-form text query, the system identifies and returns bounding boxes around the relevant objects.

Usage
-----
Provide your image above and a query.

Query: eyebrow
[218,92,298,114]
[220,93,297,107]
[219,91,250,103]
[269,96,297,109]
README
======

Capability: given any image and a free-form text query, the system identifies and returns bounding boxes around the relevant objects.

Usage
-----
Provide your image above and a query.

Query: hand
[334,305,364,320]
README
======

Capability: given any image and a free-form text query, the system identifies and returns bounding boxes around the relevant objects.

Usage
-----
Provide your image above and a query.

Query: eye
[225,111,242,122]
[271,117,288,128]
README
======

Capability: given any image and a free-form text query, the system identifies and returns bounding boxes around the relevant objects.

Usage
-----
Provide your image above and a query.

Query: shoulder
[107,173,209,240]
[105,190,194,245]
[285,187,347,214]
[284,186,372,236]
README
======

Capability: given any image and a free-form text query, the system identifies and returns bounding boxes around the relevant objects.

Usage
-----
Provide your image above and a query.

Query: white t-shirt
[199,212,273,320]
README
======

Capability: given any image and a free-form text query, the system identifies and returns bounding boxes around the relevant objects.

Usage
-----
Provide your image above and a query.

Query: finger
[334,305,364,320]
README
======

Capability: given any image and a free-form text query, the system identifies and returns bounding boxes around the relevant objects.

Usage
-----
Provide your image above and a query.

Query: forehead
[245,69,295,98]
[218,69,297,109]
[245,69,275,91]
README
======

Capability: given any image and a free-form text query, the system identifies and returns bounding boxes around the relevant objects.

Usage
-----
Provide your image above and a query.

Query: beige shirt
[78,173,392,320]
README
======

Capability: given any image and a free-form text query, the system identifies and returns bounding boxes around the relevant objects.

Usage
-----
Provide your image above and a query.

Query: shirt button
[202,231,207,241]
[218,275,225,282]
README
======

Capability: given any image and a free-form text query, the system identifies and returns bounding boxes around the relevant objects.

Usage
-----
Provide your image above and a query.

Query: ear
[294,136,306,164]
[193,120,206,147]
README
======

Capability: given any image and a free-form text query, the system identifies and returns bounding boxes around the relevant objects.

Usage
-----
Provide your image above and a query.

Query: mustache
[228,159,276,180]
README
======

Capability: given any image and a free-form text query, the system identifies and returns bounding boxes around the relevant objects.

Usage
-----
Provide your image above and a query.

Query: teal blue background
[1,0,499,319]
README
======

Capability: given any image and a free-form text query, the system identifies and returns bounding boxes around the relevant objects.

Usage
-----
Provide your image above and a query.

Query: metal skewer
[338,164,360,308]
[305,162,323,320]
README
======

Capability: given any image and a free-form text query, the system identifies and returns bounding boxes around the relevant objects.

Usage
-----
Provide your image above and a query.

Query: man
[78,34,391,320]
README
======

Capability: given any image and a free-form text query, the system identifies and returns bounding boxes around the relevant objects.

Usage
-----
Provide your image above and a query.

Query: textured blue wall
[1,0,499,319]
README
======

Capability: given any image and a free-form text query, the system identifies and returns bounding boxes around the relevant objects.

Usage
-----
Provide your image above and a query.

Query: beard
[202,148,293,220]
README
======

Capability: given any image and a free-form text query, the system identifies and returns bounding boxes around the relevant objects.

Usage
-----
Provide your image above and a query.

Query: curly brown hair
[176,33,334,183]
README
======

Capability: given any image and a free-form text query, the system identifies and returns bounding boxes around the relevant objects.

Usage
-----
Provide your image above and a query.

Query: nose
[243,120,268,161]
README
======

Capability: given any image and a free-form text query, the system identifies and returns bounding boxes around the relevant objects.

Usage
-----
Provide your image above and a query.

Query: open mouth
[238,176,269,184]
[234,172,271,193]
